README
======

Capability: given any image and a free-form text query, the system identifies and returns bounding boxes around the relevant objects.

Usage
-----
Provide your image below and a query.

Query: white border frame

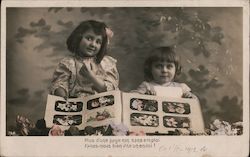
[1,0,249,157]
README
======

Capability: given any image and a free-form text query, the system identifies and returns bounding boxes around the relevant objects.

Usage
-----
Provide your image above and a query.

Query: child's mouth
[160,76,169,78]
[87,48,95,52]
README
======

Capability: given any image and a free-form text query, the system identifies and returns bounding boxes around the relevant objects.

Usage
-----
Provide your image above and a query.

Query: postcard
[1,0,249,157]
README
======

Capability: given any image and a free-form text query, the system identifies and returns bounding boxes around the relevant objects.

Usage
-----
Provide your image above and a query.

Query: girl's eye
[85,36,93,41]
[167,64,173,68]
[155,64,162,69]
[96,39,102,45]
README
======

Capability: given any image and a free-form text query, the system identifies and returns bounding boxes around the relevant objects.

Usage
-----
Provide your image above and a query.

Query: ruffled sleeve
[130,81,151,94]
[179,83,191,93]
[100,56,119,91]
[50,57,75,96]
[179,83,198,99]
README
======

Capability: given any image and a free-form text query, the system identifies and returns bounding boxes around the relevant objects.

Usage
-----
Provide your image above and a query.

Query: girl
[132,47,196,99]
[50,20,119,98]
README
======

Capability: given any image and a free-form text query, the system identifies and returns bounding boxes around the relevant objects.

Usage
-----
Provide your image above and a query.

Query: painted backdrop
[6,7,243,129]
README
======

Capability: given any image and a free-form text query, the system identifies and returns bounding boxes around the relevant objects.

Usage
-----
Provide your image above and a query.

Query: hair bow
[105,27,114,44]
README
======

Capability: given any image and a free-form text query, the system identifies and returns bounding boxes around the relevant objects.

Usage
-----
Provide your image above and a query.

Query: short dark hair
[66,20,108,63]
[144,47,182,82]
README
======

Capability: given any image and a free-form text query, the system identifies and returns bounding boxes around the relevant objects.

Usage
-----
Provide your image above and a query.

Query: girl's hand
[145,89,156,95]
[79,62,95,80]
[79,62,106,93]
[54,87,68,100]
[182,91,195,99]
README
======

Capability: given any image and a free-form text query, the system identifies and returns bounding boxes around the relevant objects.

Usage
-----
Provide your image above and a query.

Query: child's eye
[167,64,174,69]
[96,39,102,45]
[85,36,93,41]
[155,64,162,69]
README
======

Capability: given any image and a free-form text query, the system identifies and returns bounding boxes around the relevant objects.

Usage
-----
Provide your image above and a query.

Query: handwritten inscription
[159,144,207,153]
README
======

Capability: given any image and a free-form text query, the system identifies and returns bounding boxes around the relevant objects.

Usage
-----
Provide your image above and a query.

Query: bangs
[151,50,179,63]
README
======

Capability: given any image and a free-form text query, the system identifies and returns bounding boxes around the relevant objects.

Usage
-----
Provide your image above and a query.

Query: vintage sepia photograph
[1,0,249,157]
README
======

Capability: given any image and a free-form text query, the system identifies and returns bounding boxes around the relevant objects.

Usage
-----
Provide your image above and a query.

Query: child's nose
[161,66,168,72]
[90,41,97,47]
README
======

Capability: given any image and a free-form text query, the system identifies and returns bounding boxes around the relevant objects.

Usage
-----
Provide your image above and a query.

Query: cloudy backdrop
[5,7,243,129]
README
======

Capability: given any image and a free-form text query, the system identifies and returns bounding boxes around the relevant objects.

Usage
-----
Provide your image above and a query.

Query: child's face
[79,29,102,57]
[151,61,176,85]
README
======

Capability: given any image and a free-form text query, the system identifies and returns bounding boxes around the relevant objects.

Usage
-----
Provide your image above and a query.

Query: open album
[45,90,205,134]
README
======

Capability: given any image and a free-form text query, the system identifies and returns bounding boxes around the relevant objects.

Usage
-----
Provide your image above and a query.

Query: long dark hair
[66,20,108,63]
[144,47,182,81]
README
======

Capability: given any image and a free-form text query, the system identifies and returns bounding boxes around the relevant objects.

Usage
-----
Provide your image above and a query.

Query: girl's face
[79,29,103,57]
[151,61,176,85]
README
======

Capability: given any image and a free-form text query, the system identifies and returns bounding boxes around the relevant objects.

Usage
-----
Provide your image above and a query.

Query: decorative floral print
[165,117,178,127]
[162,102,190,114]
[55,101,83,112]
[130,98,158,112]
[86,109,114,122]
[130,113,159,127]
[87,95,114,110]
[53,115,82,126]
[163,116,190,128]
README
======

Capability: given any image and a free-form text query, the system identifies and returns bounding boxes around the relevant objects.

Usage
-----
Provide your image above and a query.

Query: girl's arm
[130,81,156,95]
[50,58,73,98]
[100,56,119,91]
[180,83,198,99]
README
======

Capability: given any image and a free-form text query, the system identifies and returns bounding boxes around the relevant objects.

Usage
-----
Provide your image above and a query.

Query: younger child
[50,20,119,98]
[132,47,196,99]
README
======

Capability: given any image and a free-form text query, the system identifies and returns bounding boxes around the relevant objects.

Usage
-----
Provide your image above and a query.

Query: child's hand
[54,87,68,100]
[145,89,156,95]
[182,91,196,99]
[79,62,95,79]
[79,62,106,93]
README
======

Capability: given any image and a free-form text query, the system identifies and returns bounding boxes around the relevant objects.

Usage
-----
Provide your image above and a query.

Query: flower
[57,103,66,110]
[167,104,176,112]
[160,16,166,23]
[182,122,189,128]
[7,131,18,136]
[56,118,66,125]
[213,119,222,129]
[99,97,109,104]
[49,125,64,136]
[109,122,128,136]
[209,119,242,135]
[67,120,75,125]
[165,118,178,127]
[176,103,184,108]
[131,99,143,111]
[16,115,35,136]
[175,107,185,114]
[91,101,99,108]
[71,105,77,111]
